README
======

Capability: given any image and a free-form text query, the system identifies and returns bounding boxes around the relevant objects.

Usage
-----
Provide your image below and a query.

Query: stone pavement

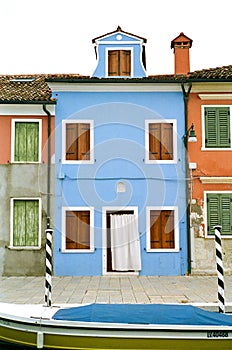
[1,275,232,309]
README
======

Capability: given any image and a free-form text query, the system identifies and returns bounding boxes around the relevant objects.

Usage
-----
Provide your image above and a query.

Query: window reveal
[13,200,39,247]
[66,123,90,161]
[65,210,90,250]
[207,193,232,236]
[205,107,230,148]
[108,50,131,76]
[14,122,39,162]
[149,123,173,160]
[150,210,175,249]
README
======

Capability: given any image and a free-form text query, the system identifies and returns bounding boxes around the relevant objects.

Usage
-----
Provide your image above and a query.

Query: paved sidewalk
[1,275,232,309]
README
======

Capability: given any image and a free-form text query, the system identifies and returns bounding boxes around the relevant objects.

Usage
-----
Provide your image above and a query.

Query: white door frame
[102,206,139,276]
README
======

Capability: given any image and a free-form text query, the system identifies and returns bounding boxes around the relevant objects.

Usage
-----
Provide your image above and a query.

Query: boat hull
[1,303,232,349]
[1,316,232,350]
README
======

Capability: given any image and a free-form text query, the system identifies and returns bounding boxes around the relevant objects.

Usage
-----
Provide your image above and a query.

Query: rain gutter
[181,82,192,275]
[42,104,52,229]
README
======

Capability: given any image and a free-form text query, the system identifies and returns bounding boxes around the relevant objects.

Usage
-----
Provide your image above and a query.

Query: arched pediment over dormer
[92,26,147,78]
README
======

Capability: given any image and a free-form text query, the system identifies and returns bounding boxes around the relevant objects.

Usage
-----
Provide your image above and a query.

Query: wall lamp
[183,123,197,144]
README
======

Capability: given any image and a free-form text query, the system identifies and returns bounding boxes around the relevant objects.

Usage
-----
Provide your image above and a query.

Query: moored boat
[0,302,232,349]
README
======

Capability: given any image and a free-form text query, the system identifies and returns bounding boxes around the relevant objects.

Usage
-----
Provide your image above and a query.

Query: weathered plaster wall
[191,200,232,275]
[0,164,54,276]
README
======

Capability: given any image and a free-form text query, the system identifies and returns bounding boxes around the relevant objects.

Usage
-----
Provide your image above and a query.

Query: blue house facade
[48,27,188,276]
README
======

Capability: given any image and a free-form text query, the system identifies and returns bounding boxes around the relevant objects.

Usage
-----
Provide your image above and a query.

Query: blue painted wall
[53,90,188,276]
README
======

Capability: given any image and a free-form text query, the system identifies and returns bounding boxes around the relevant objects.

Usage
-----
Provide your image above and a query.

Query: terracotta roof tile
[1,65,232,104]
[0,74,55,103]
[189,65,232,80]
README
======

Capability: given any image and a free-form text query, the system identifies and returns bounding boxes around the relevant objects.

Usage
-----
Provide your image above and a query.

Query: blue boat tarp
[53,304,232,326]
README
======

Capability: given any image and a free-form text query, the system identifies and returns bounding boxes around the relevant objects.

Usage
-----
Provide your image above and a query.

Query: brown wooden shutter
[66,123,78,160]
[161,210,175,248]
[78,123,90,160]
[150,210,162,248]
[108,50,118,76]
[149,123,173,160]
[150,210,175,249]
[120,50,131,76]
[161,123,173,160]
[66,211,78,249]
[149,123,161,160]
[66,211,90,250]
[108,50,131,76]
[66,123,90,161]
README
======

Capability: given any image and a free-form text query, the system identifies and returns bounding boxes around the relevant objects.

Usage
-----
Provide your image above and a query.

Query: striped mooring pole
[214,225,225,313]
[45,227,53,307]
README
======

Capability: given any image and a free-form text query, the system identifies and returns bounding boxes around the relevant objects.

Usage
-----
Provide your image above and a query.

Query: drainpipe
[42,104,51,229]
[181,82,192,275]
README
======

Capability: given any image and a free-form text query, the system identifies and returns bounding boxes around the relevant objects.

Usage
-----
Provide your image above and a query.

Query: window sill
[205,235,232,239]
[8,246,41,250]
[145,159,177,164]
[10,161,41,164]
[201,147,232,151]
[61,248,95,253]
[62,160,94,165]
[146,248,179,253]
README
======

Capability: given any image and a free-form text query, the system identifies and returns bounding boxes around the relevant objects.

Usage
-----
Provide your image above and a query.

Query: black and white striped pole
[214,225,225,313]
[45,227,53,307]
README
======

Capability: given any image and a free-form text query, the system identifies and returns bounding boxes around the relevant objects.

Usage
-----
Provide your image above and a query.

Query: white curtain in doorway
[110,214,141,271]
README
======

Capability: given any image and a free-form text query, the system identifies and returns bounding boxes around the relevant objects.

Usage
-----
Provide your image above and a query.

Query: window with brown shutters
[150,210,175,249]
[65,210,90,250]
[149,123,173,160]
[66,123,90,161]
[108,50,131,76]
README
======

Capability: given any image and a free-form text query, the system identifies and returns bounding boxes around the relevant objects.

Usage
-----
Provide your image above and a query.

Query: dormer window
[108,49,131,76]
[92,27,146,78]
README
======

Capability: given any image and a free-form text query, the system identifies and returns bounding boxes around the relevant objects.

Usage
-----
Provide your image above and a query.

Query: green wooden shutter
[13,200,39,246]
[207,194,232,235]
[207,194,220,235]
[15,122,39,161]
[205,107,230,148]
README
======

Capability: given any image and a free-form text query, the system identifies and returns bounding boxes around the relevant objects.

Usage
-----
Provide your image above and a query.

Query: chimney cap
[171,32,193,49]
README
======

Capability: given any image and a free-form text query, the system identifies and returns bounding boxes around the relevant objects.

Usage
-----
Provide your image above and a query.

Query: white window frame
[62,206,94,253]
[201,105,232,151]
[145,119,177,164]
[62,120,94,164]
[146,206,179,252]
[11,119,42,163]
[106,47,134,78]
[204,191,232,238]
[10,197,42,250]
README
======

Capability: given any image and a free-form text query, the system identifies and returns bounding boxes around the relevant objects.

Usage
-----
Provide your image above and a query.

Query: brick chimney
[171,32,192,75]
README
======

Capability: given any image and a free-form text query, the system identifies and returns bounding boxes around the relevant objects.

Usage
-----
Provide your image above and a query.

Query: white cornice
[0,104,55,116]
[200,177,232,184]
[198,94,232,100]
[97,40,142,45]
[47,82,182,93]
[191,82,232,93]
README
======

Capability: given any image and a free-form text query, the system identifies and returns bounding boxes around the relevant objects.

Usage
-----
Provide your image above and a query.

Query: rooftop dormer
[92,26,147,78]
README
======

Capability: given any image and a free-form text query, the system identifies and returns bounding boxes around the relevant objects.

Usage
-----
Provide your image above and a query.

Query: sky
[1,0,232,76]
